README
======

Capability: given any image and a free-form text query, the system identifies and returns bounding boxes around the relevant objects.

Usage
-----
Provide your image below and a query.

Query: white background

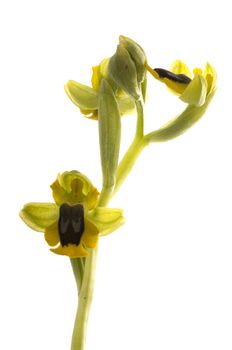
[0,0,232,349]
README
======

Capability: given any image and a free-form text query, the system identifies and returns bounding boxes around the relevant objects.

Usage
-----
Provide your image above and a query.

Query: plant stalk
[70,249,97,350]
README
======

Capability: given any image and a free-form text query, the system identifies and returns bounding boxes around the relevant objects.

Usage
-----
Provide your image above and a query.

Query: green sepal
[141,76,147,102]
[119,35,147,83]
[87,207,125,236]
[108,45,140,100]
[64,80,98,110]
[180,75,207,106]
[19,203,59,232]
[98,79,121,191]
[117,95,135,115]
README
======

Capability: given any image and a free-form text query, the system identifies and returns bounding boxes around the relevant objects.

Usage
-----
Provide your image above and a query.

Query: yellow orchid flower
[65,57,136,120]
[20,171,124,258]
[143,61,217,143]
[145,60,216,106]
[65,36,149,119]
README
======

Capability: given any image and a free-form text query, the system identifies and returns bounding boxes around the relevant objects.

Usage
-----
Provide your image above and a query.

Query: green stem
[97,186,113,207]
[70,258,85,292]
[70,185,113,350]
[71,248,98,350]
[135,99,144,138]
[114,137,147,195]
[70,93,146,350]
[113,98,146,196]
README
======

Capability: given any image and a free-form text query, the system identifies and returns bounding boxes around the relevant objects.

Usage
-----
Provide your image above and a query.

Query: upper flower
[142,60,217,143]
[20,171,124,258]
[64,36,148,120]
[65,57,135,120]
[145,60,216,106]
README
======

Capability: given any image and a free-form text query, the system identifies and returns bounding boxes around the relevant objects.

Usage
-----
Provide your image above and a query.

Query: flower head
[65,57,135,120]
[143,61,217,143]
[20,171,124,258]
[64,36,149,120]
[146,60,216,106]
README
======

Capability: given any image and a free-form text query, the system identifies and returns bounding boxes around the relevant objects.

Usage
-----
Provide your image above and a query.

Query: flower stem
[135,98,144,138]
[114,136,147,195]
[70,92,146,350]
[70,258,85,292]
[113,98,147,196]
[70,248,97,350]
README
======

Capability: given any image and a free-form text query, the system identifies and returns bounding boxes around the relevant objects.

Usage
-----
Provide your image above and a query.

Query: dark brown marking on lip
[154,68,191,84]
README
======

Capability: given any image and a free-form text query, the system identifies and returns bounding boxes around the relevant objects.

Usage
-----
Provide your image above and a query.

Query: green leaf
[87,207,125,236]
[98,79,121,191]
[20,203,59,232]
[64,80,98,110]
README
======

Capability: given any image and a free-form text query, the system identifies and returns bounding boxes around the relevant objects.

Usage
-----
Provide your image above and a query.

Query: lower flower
[20,171,124,258]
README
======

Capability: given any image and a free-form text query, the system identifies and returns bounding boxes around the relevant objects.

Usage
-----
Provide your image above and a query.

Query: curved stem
[71,248,98,350]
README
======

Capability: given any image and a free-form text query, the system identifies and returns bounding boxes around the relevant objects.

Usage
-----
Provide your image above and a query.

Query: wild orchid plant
[20,36,216,350]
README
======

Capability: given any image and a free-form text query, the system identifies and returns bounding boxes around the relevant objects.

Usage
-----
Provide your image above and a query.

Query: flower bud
[108,36,147,100]
[108,44,140,100]
[119,35,147,83]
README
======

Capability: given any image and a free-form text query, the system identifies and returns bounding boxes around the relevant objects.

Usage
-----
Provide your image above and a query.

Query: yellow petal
[91,65,101,90]
[44,221,59,247]
[51,171,99,209]
[50,244,89,258]
[193,68,203,76]
[91,58,110,90]
[170,60,192,78]
[81,219,99,248]
[204,62,217,94]
[85,187,100,210]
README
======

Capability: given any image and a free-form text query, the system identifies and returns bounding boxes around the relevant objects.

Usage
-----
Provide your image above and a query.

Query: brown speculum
[58,203,85,246]
[154,68,191,84]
